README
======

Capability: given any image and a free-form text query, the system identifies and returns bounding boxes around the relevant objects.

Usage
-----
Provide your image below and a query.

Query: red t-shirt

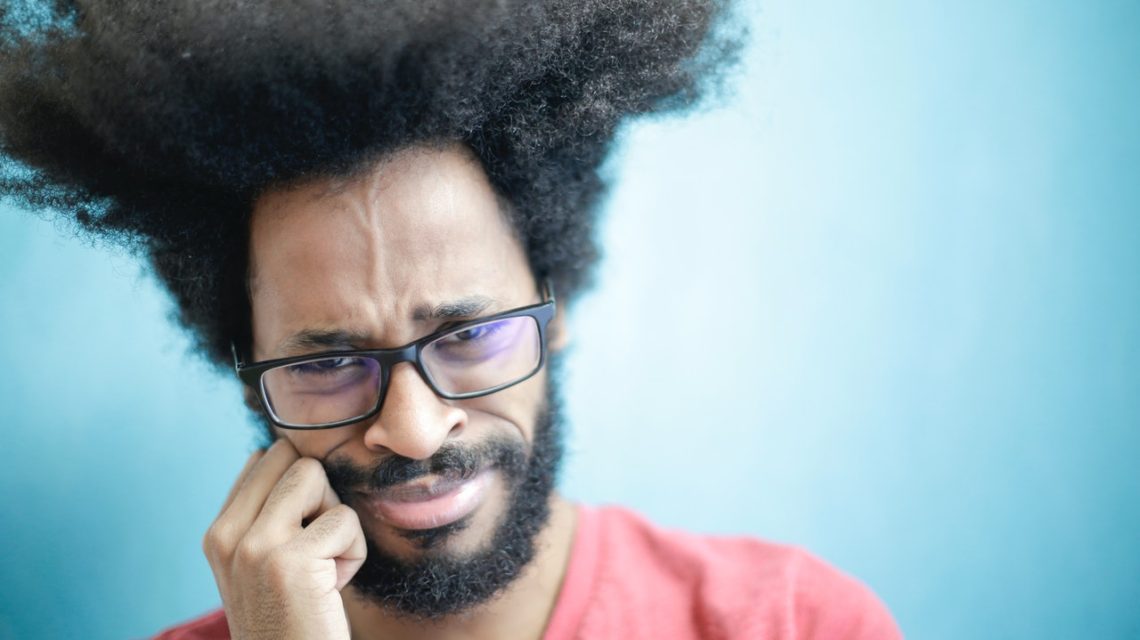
[154,505,902,639]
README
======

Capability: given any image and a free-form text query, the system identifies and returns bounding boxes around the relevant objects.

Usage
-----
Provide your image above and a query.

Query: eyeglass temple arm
[232,341,246,372]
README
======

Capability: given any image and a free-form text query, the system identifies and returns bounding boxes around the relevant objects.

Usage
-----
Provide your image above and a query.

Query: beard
[321,374,565,620]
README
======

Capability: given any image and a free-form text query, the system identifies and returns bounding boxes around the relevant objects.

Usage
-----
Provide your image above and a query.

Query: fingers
[217,438,301,535]
[246,456,342,546]
[293,504,368,591]
[202,437,366,636]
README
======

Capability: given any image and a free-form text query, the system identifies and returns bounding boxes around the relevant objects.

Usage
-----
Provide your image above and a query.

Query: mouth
[361,468,495,531]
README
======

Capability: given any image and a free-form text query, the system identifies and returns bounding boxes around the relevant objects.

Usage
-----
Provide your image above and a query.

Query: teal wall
[2,1,1138,638]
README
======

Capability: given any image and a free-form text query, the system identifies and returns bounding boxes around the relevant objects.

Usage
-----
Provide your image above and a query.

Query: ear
[548,306,571,353]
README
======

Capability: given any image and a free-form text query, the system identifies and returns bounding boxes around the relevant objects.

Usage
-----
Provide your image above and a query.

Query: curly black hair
[0,0,741,371]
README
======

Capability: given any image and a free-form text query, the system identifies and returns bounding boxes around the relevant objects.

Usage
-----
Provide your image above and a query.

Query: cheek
[274,371,549,456]
[274,426,357,459]
[460,370,548,444]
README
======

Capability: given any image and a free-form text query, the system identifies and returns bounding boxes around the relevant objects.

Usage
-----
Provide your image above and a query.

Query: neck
[343,494,578,640]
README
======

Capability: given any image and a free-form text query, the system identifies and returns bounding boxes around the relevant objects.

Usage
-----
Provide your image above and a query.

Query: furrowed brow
[278,329,371,354]
[412,296,497,322]
[273,297,499,356]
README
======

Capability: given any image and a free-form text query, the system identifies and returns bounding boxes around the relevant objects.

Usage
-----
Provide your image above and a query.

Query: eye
[266,356,379,399]
[439,319,512,347]
[426,318,527,364]
[452,324,496,341]
[288,356,367,376]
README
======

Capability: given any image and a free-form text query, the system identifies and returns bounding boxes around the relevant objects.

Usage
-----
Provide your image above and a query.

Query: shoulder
[150,609,229,640]
[584,505,901,639]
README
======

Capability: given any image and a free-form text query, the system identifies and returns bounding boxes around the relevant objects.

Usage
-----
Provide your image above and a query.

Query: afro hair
[0,0,741,370]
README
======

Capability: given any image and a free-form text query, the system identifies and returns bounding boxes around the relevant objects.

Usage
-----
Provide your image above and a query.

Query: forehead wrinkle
[249,203,388,357]
[248,144,511,296]
[249,144,535,360]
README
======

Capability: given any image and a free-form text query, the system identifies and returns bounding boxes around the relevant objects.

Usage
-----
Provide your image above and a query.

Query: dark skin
[203,145,575,640]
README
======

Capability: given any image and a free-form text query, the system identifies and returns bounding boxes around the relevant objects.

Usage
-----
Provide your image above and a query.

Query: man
[0,1,901,638]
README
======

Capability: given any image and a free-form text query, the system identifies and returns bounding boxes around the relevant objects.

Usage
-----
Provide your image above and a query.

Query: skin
[202,144,576,640]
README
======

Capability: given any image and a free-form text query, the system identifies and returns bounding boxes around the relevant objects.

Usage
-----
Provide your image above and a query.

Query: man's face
[246,144,560,616]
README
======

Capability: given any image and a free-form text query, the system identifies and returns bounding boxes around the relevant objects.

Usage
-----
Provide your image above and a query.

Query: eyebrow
[275,296,500,356]
[277,329,373,354]
[412,296,497,322]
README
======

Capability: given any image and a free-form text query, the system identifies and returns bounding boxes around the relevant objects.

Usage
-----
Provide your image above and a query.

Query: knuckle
[309,504,357,536]
[331,504,360,527]
[264,458,321,508]
[234,537,264,566]
[263,546,296,586]
[203,522,234,556]
[290,457,324,482]
[273,457,318,495]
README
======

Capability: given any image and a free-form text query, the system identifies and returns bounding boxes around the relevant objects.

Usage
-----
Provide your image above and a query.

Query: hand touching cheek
[202,439,367,640]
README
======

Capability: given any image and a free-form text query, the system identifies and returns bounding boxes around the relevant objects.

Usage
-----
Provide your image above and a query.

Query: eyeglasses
[233,284,555,429]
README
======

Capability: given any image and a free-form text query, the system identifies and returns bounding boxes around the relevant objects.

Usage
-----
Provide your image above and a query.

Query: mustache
[323,438,528,496]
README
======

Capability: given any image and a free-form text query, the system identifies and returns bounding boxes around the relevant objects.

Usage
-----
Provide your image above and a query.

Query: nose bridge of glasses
[373,342,436,401]
[357,342,467,458]
[372,349,461,445]
[373,342,421,366]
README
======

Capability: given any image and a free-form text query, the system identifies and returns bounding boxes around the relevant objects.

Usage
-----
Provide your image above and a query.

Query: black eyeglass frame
[232,283,556,430]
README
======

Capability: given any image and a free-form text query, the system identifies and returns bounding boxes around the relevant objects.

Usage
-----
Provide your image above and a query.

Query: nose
[362,362,467,459]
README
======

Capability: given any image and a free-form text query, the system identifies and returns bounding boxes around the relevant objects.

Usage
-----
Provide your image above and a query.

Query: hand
[203,439,367,640]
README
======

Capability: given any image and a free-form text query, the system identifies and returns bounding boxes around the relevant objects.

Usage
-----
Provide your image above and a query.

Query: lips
[362,469,494,530]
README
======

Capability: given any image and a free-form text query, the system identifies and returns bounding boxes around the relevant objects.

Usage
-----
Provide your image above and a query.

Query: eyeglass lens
[260,315,542,426]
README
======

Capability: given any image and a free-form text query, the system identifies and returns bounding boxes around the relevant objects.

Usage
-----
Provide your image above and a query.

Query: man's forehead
[244,144,535,355]
[247,146,519,288]
[254,146,495,232]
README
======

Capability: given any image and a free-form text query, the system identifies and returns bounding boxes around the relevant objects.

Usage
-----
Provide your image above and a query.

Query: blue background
[2,1,1138,638]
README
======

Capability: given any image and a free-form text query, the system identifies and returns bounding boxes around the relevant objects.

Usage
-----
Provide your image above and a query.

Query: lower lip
[366,470,494,530]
